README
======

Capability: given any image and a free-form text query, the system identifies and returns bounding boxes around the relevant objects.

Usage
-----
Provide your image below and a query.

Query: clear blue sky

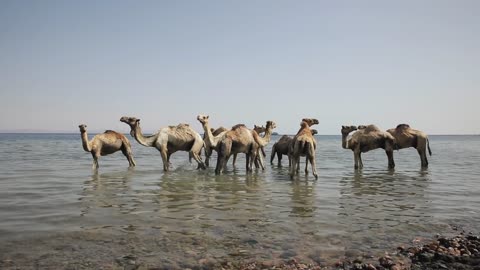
[1,1,478,134]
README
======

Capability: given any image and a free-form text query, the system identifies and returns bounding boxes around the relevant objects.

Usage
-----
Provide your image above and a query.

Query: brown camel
[341,125,395,169]
[232,124,267,167]
[213,120,276,175]
[271,129,317,166]
[120,116,206,171]
[289,120,318,179]
[79,124,136,169]
[197,115,269,169]
[387,124,432,167]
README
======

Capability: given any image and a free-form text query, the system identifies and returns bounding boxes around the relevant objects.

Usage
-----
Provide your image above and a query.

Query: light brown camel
[288,118,319,172]
[120,116,206,171]
[204,126,228,167]
[196,115,269,168]
[79,124,136,169]
[341,125,395,169]
[271,129,317,166]
[387,124,432,167]
[289,120,318,179]
[213,120,276,175]
[196,115,228,167]
[232,124,267,167]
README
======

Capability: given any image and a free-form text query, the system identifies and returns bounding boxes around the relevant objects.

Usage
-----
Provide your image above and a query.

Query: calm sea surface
[0,133,479,267]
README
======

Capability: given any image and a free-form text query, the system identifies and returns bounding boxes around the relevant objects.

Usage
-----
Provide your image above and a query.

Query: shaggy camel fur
[271,129,317,166]
[289,120,318,179]
[341,125,395,169]
[79,124,136,169]
[387,124,432,167]
[120,116,206,171]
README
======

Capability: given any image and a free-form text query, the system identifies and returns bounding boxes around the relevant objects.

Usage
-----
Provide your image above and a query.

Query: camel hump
[396,124,410,130]
[231,124,246,130]
[104,130,116,134]
[363,125,381,133]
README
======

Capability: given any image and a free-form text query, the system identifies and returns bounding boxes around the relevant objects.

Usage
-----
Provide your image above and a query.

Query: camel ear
[135,119,140,123]
[206,115,209,119]
[342,125,345,129]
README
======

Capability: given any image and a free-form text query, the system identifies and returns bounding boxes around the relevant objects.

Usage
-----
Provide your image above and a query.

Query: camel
[196,115,269,168]
[120,116,206,171]
[202,126,228,167]
[212,120,276,175]
[271,129,317,166]
[232,124,267,167]
[387,124,432,167]
[341,125,395,169]
[79,124,136,169]
[289,120,318,179]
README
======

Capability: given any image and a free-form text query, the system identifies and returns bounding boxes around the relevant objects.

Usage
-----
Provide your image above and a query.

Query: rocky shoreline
[1,231,479,270]
[221,232,480,270]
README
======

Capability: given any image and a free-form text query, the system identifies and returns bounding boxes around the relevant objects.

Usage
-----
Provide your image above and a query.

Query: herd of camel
[79,115,432,179]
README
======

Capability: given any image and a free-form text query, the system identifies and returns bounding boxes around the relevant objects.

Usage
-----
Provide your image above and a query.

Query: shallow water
[0,134,479,267]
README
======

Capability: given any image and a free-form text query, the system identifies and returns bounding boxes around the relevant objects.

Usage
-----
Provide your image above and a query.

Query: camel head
[301,118,319,126]
[120,116,140,137]
[311,129,318,135]
[78,124,87,133]
[196,114,209,125]
[265,121,276,130]
[341,125,357,135]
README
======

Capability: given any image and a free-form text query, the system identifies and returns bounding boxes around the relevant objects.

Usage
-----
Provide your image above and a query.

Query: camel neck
[202,122,216,147]
[341,133,349,149]
[132,123,156,147]
[80,131,92,152]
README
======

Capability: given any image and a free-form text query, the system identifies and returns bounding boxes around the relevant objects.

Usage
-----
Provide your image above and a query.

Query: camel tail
[427,138,432,156]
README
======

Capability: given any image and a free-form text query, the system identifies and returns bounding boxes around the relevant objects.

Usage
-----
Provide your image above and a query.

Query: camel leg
[215,153,225,175]
[190,150,206,170]
[160,149,169,171]
[257,151,265,170]
[270,147,276,165]
[261,147,266,158]
[353,149,360,170]
[245,153,251,172]
[278,154,283,166]
[304,157,309,175]
[358,152,363,169]
[204,148,212,167]
[91,152,99,170]
[418,148,428,168]
[232,154,237,166]
[309,155,318,179]
[386,150,395,169]
[289,155,297,179]
[121,146,136,167]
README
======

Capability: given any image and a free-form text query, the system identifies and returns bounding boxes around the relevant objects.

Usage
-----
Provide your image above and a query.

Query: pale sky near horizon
[1,1,478,134]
